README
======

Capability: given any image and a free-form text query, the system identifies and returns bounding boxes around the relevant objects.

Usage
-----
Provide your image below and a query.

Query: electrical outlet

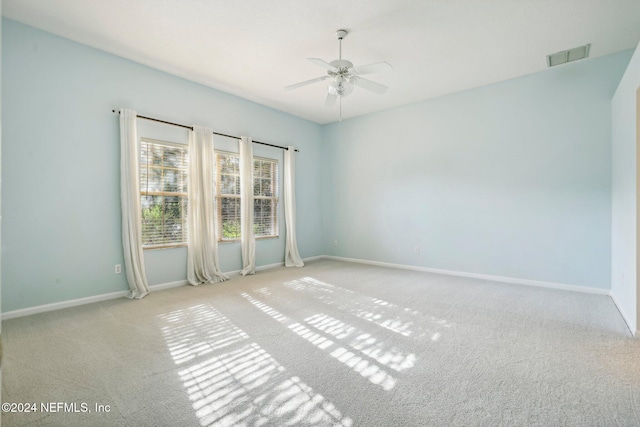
[333,240,338,247]
[414,246,421,255]
[115,264,122,274]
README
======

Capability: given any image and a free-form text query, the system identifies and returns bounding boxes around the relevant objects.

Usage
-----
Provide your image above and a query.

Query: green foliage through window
[140,140,189,247]
[216,152,279,241]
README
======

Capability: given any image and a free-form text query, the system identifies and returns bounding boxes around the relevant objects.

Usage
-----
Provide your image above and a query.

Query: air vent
[547,44,590,67]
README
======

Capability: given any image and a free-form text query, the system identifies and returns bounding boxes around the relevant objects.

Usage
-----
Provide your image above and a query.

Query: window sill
[143,243,187,251]
[142,237,279,248]
[218,235,279,244]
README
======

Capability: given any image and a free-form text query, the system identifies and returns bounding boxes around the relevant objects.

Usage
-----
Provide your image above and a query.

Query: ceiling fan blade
[325,93,337,107]
[307,58,337,71]
[352,61,393,75]
[284,76,328,91]
[351,77,388,94]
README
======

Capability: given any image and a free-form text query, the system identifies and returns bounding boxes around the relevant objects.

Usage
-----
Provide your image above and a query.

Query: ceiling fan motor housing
[329,59,354,70]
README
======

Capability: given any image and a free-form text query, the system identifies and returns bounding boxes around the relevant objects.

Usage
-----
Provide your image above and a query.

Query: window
[140,139,189,248]
[216,152,241,240]
[253,157,279,238]
[216,151,279,241]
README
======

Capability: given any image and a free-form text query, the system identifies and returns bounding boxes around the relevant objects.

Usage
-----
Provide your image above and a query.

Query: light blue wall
[323,50,632,289]
[2,17,636,314]
[612,41,640,334]
[1,19,324,312]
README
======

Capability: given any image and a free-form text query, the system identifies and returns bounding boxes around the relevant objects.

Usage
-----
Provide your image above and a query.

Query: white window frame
[140,138,189,249]
[215,150,279,242]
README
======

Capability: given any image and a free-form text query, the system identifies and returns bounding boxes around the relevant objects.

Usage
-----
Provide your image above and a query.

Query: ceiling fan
[285,29,392,121]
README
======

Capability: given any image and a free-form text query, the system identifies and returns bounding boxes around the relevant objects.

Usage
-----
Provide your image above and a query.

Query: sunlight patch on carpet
[158,304,353,426]
[242,292,398,390]
[305,313,417,372]
[284,277,452,339]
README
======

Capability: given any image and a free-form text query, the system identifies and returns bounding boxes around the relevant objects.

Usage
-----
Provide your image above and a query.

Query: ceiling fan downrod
[336,29,347,61]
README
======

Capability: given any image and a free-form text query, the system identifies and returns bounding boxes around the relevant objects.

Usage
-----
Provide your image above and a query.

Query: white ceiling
[4,1,640,124]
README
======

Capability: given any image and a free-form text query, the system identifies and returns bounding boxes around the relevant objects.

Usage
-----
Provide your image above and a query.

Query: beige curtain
[187,126,229,285]
[240,136,256,275]
[119,108,150,299]
[284,146,304,267]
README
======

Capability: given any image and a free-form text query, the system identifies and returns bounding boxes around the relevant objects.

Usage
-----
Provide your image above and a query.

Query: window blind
[216,151,279,240]
[253,158,279,238]
[140,139,189,247]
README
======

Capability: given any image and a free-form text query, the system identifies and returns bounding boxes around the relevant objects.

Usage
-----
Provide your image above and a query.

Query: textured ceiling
[4,0,640,124]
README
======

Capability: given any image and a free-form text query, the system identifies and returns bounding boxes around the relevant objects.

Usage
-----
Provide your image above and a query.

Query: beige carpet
[2,259,640,426]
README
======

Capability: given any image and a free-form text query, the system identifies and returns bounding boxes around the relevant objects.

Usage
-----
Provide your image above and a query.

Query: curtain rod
[112,110,299,152]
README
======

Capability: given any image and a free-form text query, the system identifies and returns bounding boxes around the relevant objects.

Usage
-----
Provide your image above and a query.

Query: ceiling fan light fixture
[328,80,353,97]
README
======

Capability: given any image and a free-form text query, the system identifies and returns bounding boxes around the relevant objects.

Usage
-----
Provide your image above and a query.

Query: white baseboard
[323,255,611,296]
[223,257,322,276]
[3,254,615,321]
[2,257,324,320]
[223,261,285,277]
[2,290,130,320]
[609,292,638,337]
[2,280,191,320]
[149,279,189,291]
